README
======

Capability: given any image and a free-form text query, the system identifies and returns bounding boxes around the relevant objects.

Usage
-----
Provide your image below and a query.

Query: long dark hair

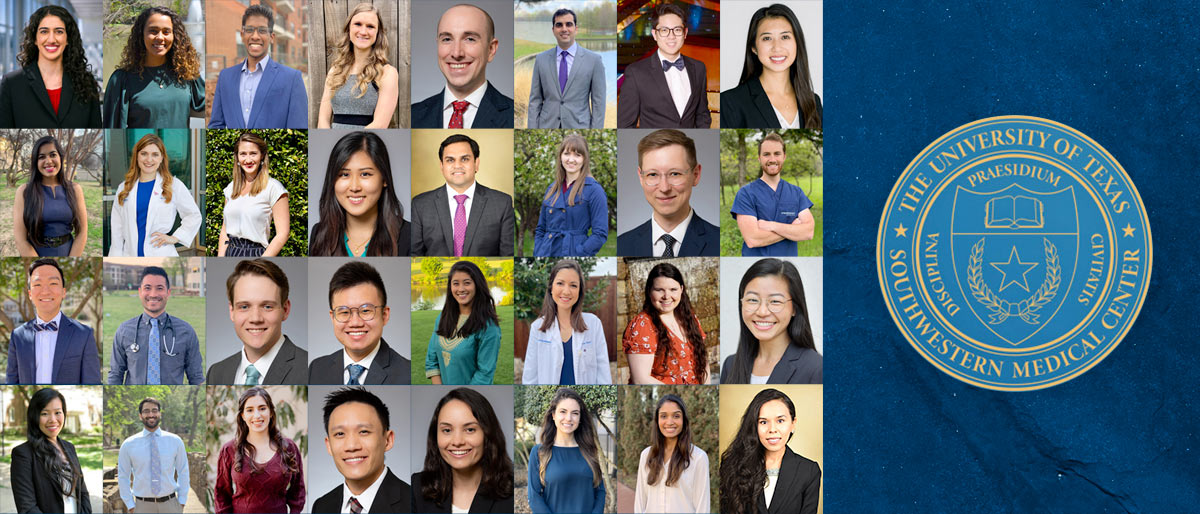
[310,131,407,256]
[18,6,100,104]
[24,136,80,249]
[437,261,500,338]
[420,388,514,505]
[719,389,795,514]
[640,263,707,383]
[738,4,821,129]
[537,388,602,487]
[726,258,815,383]
[26,388,82,499]
[117,6,201,81]
[647,394,693,487]
[534,259,588,333]
[232,387,300,477]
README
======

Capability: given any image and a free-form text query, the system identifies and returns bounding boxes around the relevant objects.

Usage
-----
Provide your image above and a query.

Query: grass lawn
[411,305,515,385]
[719,176,824,256]
[73,434,102,470]
[0,180,101,256]
[520,229,618,257]
[514,38,549,61]
[100,293,207,378]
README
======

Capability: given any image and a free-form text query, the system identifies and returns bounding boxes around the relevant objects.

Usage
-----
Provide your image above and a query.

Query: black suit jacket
[720,344,823,384]
[410,182,515,256]
[312,469,412,514]
[11,439,93,513]
[308,339,411,384]
[411,82,514,128]
[618,53,711,128]
[205,335,309,385]
[720,77,822,129]
[410,471,514,513]
[616,213,719,256]
[0,65,102,128]
[756,447,820,514]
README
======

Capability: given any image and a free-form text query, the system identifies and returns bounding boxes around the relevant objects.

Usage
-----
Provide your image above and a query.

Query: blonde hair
[231,132,269,199]
[325,3,390,98]
[544,133,592,207]
[117,134,173,205]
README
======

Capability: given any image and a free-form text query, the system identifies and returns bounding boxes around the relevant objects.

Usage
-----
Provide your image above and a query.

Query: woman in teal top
[425,260,502,384]
[103,6,204,128]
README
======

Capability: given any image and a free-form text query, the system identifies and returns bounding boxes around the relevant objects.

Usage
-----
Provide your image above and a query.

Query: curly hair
[639,262,708,383]
[117,6,201,81]
[18,6,100,105]
[325,3,390,98]
[117,134,173,205]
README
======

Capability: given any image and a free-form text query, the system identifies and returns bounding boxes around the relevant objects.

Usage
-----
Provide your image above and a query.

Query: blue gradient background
[825,3,1197,511]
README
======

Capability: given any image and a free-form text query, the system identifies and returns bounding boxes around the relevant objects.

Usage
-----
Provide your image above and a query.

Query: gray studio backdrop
[410,0,515,103]
[304,385,413,513]
[718,0,823,96]
[306,257,412,362]
[204,257,310,367]
[407,385,515,471]
[307,129,414,231]
[616,128,721,236]
[718,257,824,365]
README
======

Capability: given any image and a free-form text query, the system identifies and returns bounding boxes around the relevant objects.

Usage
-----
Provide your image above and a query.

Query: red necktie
[448,100,469,129]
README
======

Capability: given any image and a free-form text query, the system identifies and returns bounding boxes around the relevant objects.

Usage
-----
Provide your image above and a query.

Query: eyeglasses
[655,26,685,37]
[640,169,692,187]
[741,296,792,313]
[332,304,382,322]
[242,26,272,36]
[140,408,160,415]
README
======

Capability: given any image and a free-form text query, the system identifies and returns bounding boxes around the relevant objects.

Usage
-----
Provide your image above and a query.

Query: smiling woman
[10,388,92,513]
[527,387,606,514]
[103,6,204,128]
[412,388,515,513]
[13,135,88,257]
[0,5,102,128]
[318,3,400,129]
[215,387,306,514]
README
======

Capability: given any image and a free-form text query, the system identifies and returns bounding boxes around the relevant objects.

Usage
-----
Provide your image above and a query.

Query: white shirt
[772,105,801,129]
[659,50,691,118]
[764,473,779,507]
[651,209,694,257]
[340,466,389,514]
[634,444,711,514]
[441,82,488,129]
[234,334,285,385]
[445,181,478,232]
[451,504,469,514]
[34,312,63,384]
[340,340,382,385]
[223,177,287,247]
[750,373,770,385]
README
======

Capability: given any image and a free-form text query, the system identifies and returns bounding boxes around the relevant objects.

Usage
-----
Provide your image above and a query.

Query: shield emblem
[951,184,1079,348]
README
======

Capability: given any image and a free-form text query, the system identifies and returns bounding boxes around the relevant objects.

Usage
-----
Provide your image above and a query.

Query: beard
[142,417,160,430]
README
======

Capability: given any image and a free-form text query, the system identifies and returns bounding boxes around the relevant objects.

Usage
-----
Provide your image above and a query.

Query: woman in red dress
[623,262,709,384]
[215,387,305,513]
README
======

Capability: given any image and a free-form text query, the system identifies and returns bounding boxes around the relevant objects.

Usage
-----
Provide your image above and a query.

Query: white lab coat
[523,312,613,384]
[108,176,202,256]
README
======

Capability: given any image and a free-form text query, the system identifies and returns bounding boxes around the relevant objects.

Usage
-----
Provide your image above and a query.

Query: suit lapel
[365,340,389,384]
[631,219,653,255]
[475,83,499,127]
[562,48,581,98]
[51,319,75,382]
[679,216,707,256]
[683,56,703,119]
[25,67,56,122]
[463,185,489,254]
[56,72,76,123]
[19,324,37,380]
[262,336,295,384]
[248,60,280,128]
[767,344,801,383]
[436,188,456,254]
[226,68,245,127]
[749,78,780,129]
[644,55,682,122]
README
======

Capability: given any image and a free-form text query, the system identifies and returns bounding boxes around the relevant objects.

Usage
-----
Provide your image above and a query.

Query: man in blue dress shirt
[5,258,100,384]
[731,132,816,256]
[208,5,308,128]
[109,266,204,385]
[117,397,190,513]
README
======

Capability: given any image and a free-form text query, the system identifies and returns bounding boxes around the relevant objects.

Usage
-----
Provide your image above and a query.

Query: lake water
[412,285,510,309]
[514,47,618,106]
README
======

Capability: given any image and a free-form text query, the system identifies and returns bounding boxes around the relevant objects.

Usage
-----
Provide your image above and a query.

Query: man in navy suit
[6,258,100,384]
[617,3,711,129]
[617,129,719,256]
[208,5,308,128]
[411,4,513,128]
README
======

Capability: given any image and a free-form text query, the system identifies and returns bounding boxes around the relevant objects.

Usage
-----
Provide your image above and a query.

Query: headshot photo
[615,386,718,514]
[1,385,103,514]
[205,257,309,385]
[3,257,101,385]
[411,0,514,129]
[309,1,406,128]
[719,257,822,384]
[411,257,514,385]
[515,257,617,385]
[1,130,102,257]
[409,386,515,513]
[616,1,719,129]
[102,258,206,385]
[206,385,307,513]
[308,129,412,257]
[103,129,204,257]
[515,1,617,129]
[0,4,103,128]
[101,3,206,128]
[616,128,720,257]
[410,130,515,257]
[206,1,310,128]
[514,385,616,513]
[205,129,308,257]
[721,130,823,257]
[617,258,720,385]
[307,258,412,385]
[718,385,822,514]
[719,1,823,130]
[306,385,413,513]
[514,129,616,257]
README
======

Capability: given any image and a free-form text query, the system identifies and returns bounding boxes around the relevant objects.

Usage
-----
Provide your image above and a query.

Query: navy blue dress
[36,184,74,256]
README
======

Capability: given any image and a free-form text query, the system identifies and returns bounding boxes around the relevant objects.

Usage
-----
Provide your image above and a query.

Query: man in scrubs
[730,132,815,256]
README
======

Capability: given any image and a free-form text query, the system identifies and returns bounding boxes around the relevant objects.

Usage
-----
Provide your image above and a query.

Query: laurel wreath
[967,237,1060,325]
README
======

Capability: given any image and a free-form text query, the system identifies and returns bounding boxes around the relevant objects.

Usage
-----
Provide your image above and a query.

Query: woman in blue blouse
[13,135,87,256]
[425,260,502,384]
[528,388,606,513]
[533,134,609,257]
[103,6,204,128]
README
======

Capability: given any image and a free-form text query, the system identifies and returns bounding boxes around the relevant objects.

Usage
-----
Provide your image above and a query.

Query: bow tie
[662,58,684,72]
[35,321,58,332]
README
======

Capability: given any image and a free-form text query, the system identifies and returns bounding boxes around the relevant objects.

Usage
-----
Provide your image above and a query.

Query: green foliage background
[616,386,720,510]
[514,257,607,322]
[204,130,308,256]
[101,385,208,468]
[513,130,617,257]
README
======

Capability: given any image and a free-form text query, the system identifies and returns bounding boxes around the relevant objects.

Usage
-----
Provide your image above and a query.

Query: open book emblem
[985,195,1043,229]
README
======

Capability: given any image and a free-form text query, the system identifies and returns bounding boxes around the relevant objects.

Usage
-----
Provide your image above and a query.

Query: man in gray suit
[527,8,606,128]
[206,259,308,385]
[411,134,515,256]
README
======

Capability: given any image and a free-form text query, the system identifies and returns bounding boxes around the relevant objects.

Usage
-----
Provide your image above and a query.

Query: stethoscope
[127,313,180,357]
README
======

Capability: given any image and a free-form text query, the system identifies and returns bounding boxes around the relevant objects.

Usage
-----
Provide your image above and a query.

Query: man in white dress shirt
[311,388,412,513]
[117,397,189,513]
[617,3,712,128]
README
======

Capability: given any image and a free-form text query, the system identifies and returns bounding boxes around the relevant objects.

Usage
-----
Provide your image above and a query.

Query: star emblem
[1122,224,1136,237]
[894,224,908,237]
[990,246,1039,293]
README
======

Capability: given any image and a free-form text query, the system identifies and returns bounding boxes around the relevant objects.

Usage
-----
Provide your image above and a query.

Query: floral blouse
[622,311,705,384]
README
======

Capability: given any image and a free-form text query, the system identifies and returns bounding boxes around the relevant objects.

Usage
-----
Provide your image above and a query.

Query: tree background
[204,129,309,256]
[513,257,618,383]
[205,385,308,513]
[0,258,103,374]
[616,385,719,511]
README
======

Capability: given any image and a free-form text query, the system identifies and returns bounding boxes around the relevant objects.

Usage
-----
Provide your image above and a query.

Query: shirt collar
[657,49,683,66]
[241,54,271,73]
[141,427,164,437]
[446,181,478,201]
[238,333,287,380]
[651,208,694,245]
[342,338,383,368]
[143,312,168,325]
[559,41,579,57]
[342,467,390,513]
[443,81,488,108]
[36,311,63,325]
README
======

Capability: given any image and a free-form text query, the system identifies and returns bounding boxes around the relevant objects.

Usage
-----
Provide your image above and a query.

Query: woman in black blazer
[11,387,92,514]
[412,388,515,513]
[719,388,820,514]
[0,5,102,128]
[721,3,822,130]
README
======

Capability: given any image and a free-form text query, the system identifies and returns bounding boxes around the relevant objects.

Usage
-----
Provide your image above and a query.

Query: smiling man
[208,4,308,128]
[618,129,719,256]
[108,266,203,385]
[206,258,308,385]
[313,387,412,513]
[527,8,606,128]
[6,258,100,384]
[117,397,190,513]
[309,262,410,384]
[731,132,815,256]
[618,4,711,128]
[410,134,515,256]
[412,3,513,128]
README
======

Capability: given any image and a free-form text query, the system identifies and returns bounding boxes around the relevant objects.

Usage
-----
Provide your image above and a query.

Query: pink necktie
[453,194,468,256]
[448,100,468,129]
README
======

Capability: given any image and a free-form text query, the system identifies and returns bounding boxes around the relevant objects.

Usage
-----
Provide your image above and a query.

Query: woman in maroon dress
[215,387,305,513]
